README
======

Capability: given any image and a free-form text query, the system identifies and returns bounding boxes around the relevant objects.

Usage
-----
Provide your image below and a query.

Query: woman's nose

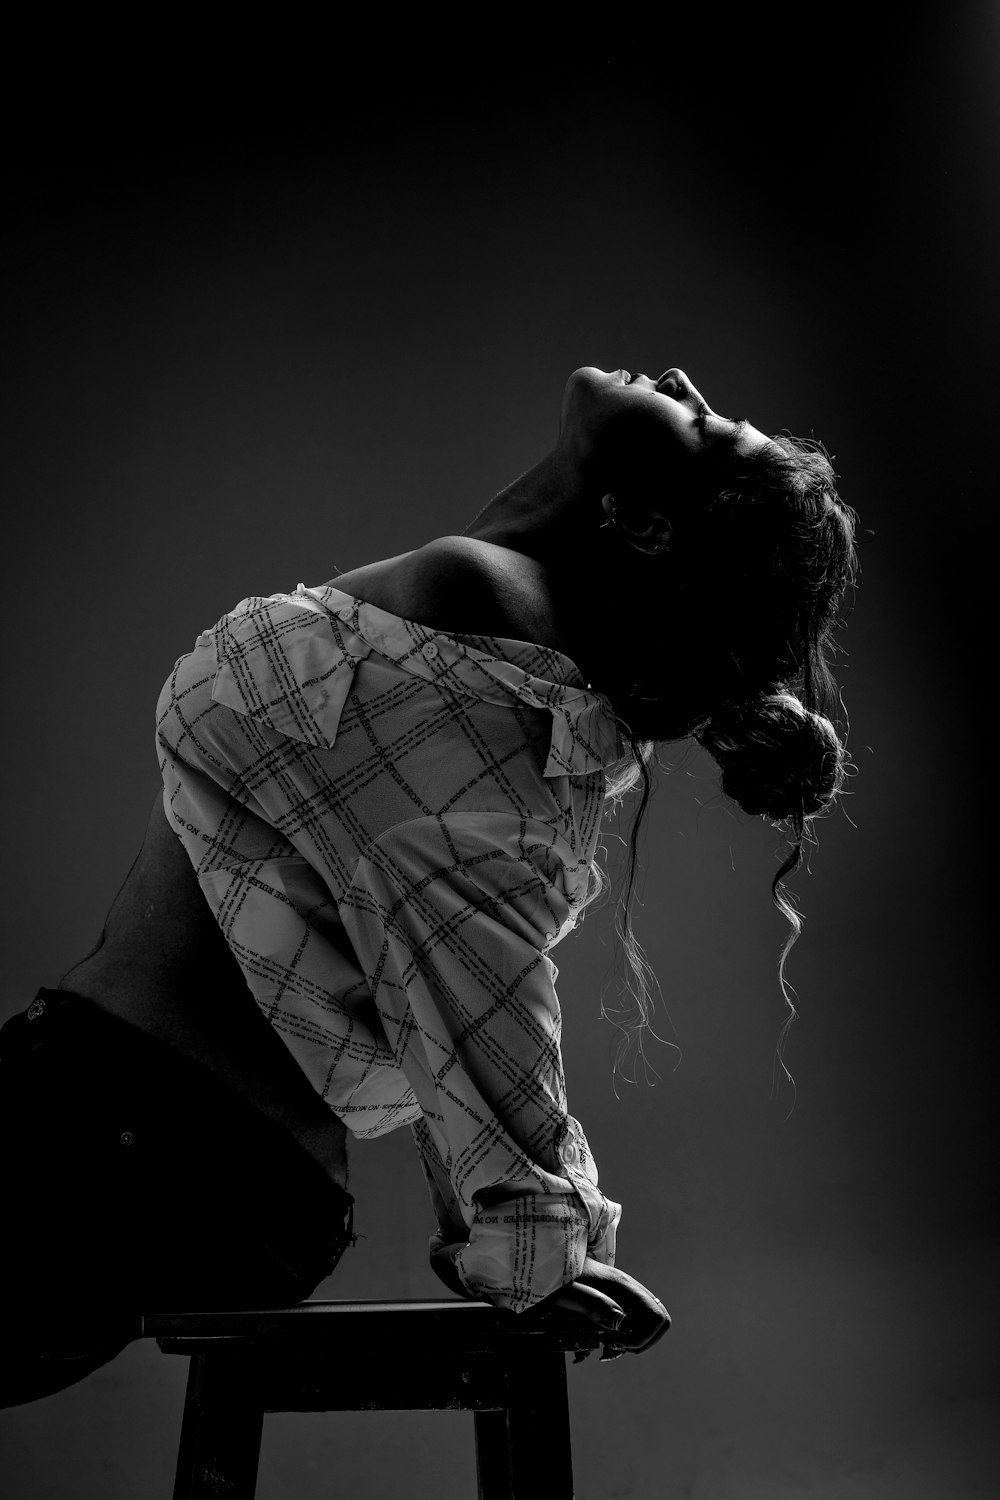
[655,368,689,398]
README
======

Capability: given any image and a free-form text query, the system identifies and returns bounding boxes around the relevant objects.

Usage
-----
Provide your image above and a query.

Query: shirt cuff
[430,1184,622,1314]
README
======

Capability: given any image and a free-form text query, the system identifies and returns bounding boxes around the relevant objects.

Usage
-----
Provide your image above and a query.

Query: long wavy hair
[594,432,858,1087]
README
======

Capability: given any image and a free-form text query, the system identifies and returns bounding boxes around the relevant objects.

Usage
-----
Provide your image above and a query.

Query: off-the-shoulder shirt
[155,582,625,1312]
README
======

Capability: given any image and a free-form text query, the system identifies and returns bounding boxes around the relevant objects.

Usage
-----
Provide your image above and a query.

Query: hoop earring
[599,494,618,530]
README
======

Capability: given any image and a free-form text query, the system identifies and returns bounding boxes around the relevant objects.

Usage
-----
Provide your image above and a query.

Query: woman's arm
[342,809,668,1343]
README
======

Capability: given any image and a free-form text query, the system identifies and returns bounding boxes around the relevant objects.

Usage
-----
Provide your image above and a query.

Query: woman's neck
[461,450,587,569]
[460,448,677,694]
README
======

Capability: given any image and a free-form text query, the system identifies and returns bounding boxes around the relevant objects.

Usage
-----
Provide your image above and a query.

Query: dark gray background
[2,11,996,1497]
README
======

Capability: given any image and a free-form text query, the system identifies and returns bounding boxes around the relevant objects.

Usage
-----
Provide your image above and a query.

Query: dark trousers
[1,988,355,1407]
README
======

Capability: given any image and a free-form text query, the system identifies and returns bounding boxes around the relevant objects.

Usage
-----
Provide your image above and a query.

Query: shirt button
[120,1131,135,1146]
[423,642,439,659]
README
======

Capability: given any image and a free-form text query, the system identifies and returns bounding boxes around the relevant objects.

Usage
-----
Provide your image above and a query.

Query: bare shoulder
[328,536,567,649]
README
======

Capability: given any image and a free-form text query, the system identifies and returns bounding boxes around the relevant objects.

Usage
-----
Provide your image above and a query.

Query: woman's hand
[429,1242,669,1356]
[428,1239,479,1300]
[527,1257,670,1356]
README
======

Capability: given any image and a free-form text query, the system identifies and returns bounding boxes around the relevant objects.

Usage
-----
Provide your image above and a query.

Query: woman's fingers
[574,1260,671,1352]
[627,1309,671,1353]
[548,1283,627,1330]
[528,1280,627,1334]
[529,1274,668,1359]
[428,1240,476,1299]
[428,1247,669,1357]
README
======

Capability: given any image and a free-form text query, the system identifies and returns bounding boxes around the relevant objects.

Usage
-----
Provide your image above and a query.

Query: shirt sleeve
[338,810,621,1313]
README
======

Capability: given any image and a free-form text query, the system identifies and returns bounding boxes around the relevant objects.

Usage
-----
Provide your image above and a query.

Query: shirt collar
[301,584,623,778]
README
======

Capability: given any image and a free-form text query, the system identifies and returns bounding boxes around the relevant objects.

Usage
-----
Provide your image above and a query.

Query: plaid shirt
[155,583,625,1311]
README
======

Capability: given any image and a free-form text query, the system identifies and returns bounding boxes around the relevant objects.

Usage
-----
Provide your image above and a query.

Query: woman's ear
[601,493,672,556]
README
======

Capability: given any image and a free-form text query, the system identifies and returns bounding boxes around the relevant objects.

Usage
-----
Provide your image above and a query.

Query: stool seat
[145,1299,603,1498]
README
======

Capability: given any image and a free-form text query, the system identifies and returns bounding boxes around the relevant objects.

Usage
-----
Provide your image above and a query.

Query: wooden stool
[142,1299,604,1499]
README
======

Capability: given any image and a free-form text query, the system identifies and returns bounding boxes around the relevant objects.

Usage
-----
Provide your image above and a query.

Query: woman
[1,365,856,1405]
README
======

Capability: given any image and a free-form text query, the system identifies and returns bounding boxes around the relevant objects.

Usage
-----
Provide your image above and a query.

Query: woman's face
[559,365,771,479]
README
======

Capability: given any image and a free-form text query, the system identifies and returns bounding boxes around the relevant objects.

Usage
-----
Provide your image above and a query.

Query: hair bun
[697,691,846,824]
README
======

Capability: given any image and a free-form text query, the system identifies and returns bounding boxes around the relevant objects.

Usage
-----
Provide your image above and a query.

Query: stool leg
[474,1409,512,1500]
[504,1352,574,1500]
[173,1353,264,1500]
